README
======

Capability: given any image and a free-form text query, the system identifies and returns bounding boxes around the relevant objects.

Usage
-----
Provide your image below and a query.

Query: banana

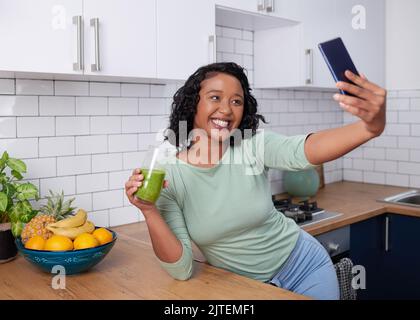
[47,220,95,240]
[48,209,87,228]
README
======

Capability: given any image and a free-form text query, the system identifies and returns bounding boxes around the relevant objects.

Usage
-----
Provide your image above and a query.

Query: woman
[125,62,386,300]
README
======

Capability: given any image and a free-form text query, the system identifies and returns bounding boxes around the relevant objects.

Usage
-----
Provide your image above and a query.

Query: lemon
[24,235,46,250]
[73,233,99,250]
[44,235,73,251]
[92,228,113,245]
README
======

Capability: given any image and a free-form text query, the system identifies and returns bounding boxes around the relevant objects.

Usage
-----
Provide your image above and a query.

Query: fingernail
[333,94,340,101]
[136,182,142,187]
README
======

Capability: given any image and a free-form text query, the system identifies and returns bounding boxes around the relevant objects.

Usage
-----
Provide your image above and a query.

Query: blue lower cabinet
[350,213,420,300]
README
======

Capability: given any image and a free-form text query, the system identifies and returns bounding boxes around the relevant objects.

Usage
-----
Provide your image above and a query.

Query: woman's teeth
[211,119,229,128]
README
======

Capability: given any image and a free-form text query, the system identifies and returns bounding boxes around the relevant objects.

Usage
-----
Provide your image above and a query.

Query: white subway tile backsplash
[109,98,138,115]
[343,170,363,182]
[121,83,150,97]
[0,138,38,159]
[374,136,398,148]
[398,90,420,98]
[40,96,75,116]
[90,82,120,97]
[150,115,169,132]
[109,206,142,226]
[386,173,409,187]
[0,79,14,94]
[242,55,253,70]
[411,124,420,136]
[109,170,131,190]
[108,134,137,153]
[88,210,109,228]
[0,96,38,116]
[398,136,420,149]
[0,118,16,138]
[67,193,92,212]
[410,98,420,110]
[363,147,385,160]
[410,150,420,162]
[150,83,178,98]
[54,81,89,96]
[139,98,166,115]
[56,117,90,136]
[138,133,160,151]
[399,112,420,124]
[387,98,410,110]
[222,26,242,39]
[17,117,54,137]
[409,176,420,188]
[398,162,420,176]
[76,173,108,193]
[217,37,234,53]
[57,155,91,176]
[242,30,253,41]
[93,190,123,211]
[16,79,53,95]
[91,116,121,134]
[25,158,56,179]
[75,135,108,155]
[123,151,146,170]
[386,148,409,161]
[221,53,242,65]
[39,137,74,157]
[40,176,76,197]
[76,97,107,115]
[363,172,385,185]
[92,153,123,173]
[375,160,398,173]
[385,124,410,136]
[122,116,150,133]
[353,159,374,171]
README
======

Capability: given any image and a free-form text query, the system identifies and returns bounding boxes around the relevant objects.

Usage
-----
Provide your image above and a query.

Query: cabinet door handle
[305,49,313,85]
[385,216,390,252]
[266,0,274,12]
[208,35,217,64]
[72,16,84,71]
[90,18,101,72]
[257,0,265,11]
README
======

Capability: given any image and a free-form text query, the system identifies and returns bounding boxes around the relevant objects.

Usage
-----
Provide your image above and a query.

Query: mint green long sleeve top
[155,130,317,282]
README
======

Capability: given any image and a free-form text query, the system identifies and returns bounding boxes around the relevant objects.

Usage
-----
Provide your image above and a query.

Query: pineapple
[21,191,75,244]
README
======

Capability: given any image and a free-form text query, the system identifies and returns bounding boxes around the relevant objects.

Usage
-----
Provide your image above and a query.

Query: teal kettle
[283,168,320,199]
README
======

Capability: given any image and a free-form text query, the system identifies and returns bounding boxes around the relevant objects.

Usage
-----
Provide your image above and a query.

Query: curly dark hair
[164,62,267,149]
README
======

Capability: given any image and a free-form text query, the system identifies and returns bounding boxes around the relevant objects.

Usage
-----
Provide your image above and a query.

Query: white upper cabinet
[254,0,385,89]
[83,0,157,78]
[215,0,262,14]
[157,0,215,80]
[335,0,385,87]
[0,0,83,74]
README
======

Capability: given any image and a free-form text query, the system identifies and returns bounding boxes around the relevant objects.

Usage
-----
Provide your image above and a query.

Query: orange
[24,236,46,250]
[44,235,73,251]
[92,228,113,245]
[73,233,99,250]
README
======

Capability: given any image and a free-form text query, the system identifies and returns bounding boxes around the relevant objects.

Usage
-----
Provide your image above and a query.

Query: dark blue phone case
[318,37,359,96]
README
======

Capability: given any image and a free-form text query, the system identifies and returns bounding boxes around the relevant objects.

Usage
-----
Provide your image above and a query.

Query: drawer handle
[72,16,84,71]
[90,18,101,72]
[385,216,390,252]
[305,48,313,85]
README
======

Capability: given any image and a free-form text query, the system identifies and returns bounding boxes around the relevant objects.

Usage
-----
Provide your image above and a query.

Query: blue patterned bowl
[15,229,117,275]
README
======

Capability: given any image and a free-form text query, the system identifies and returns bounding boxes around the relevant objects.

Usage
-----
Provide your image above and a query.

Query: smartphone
[318,37,359,96]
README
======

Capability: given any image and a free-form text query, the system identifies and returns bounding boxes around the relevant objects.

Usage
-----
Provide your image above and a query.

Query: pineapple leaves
[7,157,26,173]
[0,192,7,212]
[16,183,39,201]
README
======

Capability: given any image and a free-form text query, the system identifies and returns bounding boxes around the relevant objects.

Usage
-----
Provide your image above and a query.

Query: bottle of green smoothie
[135,146,166,203]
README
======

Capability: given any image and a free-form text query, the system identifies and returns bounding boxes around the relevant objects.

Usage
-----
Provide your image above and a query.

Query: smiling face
[193,72,245,144]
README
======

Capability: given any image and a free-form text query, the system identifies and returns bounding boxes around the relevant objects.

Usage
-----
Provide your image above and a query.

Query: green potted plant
[0,151,39,263]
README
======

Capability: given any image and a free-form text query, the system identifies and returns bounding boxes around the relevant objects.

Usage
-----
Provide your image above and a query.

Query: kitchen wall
[0,25,343,227]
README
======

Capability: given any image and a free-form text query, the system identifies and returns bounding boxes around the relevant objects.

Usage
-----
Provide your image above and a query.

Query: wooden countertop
[290,181,420,236]
[2,181,418,300]
[0,225,306,300]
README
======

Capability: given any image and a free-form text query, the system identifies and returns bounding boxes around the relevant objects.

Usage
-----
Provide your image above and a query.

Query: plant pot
[0,222,18,263]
